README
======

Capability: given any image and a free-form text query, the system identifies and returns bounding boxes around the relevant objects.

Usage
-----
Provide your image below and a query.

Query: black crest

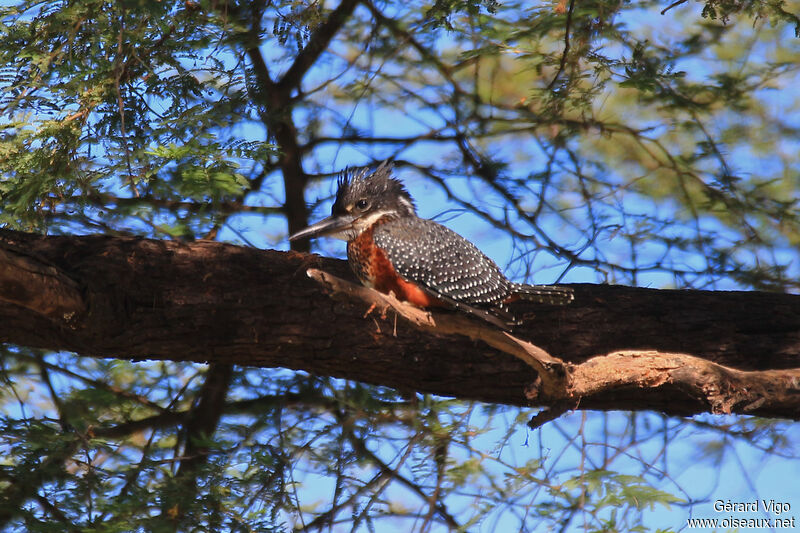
[333,161,416,217]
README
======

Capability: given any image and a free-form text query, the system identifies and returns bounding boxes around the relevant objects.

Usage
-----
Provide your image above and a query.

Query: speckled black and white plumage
[372,216,573,309]
[373,217,510,308]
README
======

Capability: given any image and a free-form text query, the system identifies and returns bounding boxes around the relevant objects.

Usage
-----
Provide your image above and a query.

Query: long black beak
[288,214,356,241]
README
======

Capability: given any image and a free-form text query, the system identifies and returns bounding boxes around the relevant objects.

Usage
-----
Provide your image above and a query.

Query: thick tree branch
[0,245,84,321]
[1,229,799,420]
[569,350,800,415]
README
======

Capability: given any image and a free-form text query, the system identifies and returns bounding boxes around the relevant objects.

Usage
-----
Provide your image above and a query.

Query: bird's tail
[509,283,574,305]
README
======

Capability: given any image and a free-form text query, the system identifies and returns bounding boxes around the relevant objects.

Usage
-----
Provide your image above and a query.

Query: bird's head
[289,162,416,242]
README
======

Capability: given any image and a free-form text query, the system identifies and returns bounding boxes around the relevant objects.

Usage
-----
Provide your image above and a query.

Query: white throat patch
[352,209,395,234]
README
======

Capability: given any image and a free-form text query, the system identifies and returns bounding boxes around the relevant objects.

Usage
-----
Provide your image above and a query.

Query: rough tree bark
[1,229,799,420]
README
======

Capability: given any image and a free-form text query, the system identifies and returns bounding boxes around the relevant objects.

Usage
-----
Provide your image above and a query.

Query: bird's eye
[356,199,369,210]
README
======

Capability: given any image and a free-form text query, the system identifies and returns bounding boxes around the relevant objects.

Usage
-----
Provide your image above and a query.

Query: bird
[289,162,573,329]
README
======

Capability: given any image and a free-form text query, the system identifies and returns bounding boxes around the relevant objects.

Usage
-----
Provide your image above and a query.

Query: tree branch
[240,0,358,252]
[2,229,800,419]
[547,0,576,91]
[161,363,234,528]
[306,268,569,395]
[245,45,309,251]
[0,244,84,321]
[307,269,800,420]
[276,0,361,96]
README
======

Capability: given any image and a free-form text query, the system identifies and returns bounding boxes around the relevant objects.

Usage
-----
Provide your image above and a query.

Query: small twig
[363,302,377,318]
[527,402,575,430]
[113,9,139,198]
[306,268,571,396]
[661,0,689,15]
[546,0,576,91]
